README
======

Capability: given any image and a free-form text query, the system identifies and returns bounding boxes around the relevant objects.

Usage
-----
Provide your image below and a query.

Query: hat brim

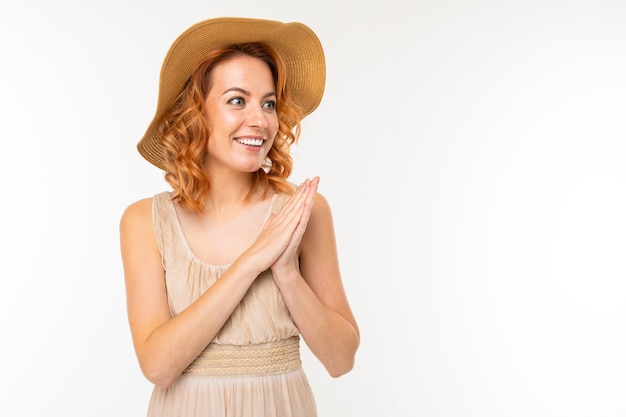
[137,17,326,169]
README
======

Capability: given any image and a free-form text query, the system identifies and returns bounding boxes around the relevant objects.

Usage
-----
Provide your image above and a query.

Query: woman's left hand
[270,176,319,278]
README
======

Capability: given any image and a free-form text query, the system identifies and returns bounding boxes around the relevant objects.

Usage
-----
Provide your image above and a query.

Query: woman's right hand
[240,178,318,276]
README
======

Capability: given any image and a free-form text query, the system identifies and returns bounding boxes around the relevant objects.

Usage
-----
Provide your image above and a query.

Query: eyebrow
[223,87,276,99]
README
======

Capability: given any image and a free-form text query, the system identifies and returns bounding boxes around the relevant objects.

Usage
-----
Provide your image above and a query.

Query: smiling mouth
[235,137,264,147]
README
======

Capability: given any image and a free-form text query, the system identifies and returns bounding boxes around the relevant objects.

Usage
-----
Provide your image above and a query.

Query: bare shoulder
[119,196,162,276]
[310,191,334,226]
[120,197,154,235]
[302,191,337,250]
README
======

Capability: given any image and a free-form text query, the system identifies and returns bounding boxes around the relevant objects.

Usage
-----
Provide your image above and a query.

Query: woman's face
[204,54,278,174]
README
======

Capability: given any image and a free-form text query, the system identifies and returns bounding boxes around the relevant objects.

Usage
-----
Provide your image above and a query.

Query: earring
[261,156,272,174]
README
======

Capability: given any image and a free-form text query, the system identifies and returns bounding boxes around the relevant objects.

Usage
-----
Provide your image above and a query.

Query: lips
[235,137,264,147]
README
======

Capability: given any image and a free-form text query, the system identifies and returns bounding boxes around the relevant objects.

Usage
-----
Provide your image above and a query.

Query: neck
[203,172,260,215]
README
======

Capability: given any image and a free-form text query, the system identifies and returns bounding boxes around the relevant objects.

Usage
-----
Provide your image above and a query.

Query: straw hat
[137,17,326,169]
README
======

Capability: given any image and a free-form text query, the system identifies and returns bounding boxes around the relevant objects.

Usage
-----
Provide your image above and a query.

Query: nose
[246,103,268,129]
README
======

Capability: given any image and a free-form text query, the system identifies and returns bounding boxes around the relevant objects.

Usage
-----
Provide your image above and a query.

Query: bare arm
[120,183,319,388]
[270,179,360,377]
[121,199,267,388]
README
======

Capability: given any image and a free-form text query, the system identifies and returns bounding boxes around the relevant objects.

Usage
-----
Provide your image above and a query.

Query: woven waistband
[182,336,302,378]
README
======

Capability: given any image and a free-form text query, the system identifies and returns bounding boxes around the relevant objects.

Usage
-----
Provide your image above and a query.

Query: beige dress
[147,191,317,417]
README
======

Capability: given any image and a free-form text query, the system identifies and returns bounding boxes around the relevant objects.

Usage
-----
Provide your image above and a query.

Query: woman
[119,17,360,417]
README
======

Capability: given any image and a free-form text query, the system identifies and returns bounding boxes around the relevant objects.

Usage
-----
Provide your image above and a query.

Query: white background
[1,0,625,416]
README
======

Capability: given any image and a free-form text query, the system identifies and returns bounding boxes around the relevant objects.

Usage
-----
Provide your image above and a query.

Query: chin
[241,165,263,173]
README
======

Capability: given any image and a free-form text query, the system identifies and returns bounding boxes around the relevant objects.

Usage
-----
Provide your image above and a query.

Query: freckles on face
[203,55,280,172]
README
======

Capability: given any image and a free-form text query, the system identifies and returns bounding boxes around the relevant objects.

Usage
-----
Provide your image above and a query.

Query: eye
[263,100,276,110]
[228,97,245,106]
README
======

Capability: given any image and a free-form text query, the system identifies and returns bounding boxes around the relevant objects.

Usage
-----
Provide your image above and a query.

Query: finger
[285,177,318,225]
[260,177,318,241]
[273,179,311,221]
[260,183,308,238]
[303,177,319,206]
[288,177,320,244]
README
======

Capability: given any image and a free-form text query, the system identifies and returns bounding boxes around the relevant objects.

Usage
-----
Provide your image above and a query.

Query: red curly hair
[156,42,303,213]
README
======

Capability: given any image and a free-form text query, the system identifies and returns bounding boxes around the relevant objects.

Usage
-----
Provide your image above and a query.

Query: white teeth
[236,138,264,146]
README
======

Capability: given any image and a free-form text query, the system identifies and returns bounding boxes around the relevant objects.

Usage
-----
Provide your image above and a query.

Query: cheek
[269,116,280,137]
